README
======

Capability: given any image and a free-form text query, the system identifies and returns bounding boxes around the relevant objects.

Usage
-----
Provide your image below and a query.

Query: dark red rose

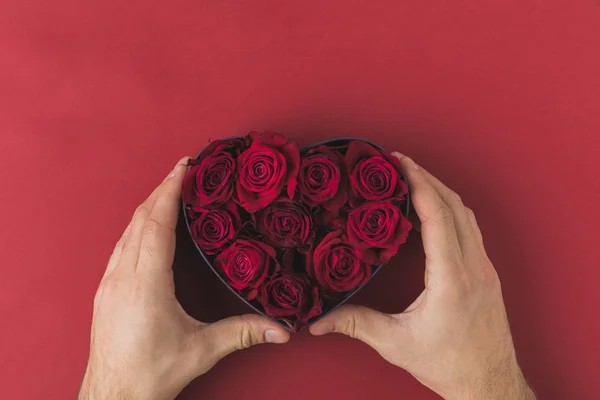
[298,146,347,213]
[307,230,371,293]
[189,202,241,255]
[214,238,277,300]
[345,141,408,207]
[258,273,322,325]
[256,198,313,251]
[235,132,300,213]
[182,138,244,209]
[347,200,412,264]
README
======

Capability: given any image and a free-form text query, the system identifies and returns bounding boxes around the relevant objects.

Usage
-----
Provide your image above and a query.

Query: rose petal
[347,200,411,264]
[214,238,275,297]
[235,133,298,213]
[283,142,300,198]
[344,140,381,174]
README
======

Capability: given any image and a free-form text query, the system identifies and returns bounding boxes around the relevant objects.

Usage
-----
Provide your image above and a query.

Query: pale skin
[79,154,536,400]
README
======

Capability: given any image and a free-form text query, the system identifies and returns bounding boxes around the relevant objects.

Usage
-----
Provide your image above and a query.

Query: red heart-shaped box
[183,137,411,331]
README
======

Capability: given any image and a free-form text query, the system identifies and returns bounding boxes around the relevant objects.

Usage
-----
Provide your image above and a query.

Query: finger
[113,161,185,274]
[393,154,463,266]
[114,202,152,274]
[309,304,400,351]
[202,314,290,361]
[420,168,477,252]
[136,157,190,274]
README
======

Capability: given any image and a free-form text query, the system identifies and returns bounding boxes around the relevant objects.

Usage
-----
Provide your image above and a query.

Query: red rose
[235,132,300,213]
[298,145,347,213]
[347,200,412,264]
[214,238,277,300]
[189,202,241,255]
[345,141,408,207]
[256,198,314,251]
[307,230,371,293]
[258,273,322,324]
[182,138,244,209]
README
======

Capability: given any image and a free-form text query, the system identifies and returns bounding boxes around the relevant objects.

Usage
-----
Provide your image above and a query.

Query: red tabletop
[1,1,599,399]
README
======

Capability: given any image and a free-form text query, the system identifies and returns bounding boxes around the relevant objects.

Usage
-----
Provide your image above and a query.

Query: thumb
[204,314,290,360]
[309,304,399,350]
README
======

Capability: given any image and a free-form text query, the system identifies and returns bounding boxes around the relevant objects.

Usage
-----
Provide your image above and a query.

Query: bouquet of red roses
[182,132,412,330]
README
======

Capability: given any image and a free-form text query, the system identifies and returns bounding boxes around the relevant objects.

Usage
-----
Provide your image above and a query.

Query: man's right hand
[309,154,536,400]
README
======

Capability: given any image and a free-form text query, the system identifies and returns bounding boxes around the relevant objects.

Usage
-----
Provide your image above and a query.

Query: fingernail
[309,321,333,336]
[392,151,405,159]
[264,329,288,344]
[167,157,191,179]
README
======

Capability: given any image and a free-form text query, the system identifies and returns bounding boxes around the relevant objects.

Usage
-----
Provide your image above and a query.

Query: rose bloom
[189,202,241,255]
[258,273,322,325]
[347,200,412,264]
[345,141,408,207]
[182,138,244,209]
[256,198,313,251]
[214,238,277,300]
[298,145,347,213]
[307,230,371,293]
[235,132,300,213]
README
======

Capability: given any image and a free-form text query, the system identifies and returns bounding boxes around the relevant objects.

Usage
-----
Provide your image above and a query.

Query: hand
[79,157,290,400]
[309,154,535,400]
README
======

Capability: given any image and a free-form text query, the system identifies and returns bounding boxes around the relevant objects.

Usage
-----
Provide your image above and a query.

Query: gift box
[182,133,411,331]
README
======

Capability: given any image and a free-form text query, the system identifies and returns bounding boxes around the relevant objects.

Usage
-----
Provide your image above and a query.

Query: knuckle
[465,207,475,219]
[93,289,103,308]
[144,216,174,236]
[100,275,119,293]
[237,324,256,350]
[143,218,162,236]
[115,230,129,250]
[95,276,118,306]
[435,204,454,223]
[449,191,463,207]
[134,204,150,221]
[232,315,261,350]
[482,263,501,287]
[341,310,361,339]
[465,207,479,226]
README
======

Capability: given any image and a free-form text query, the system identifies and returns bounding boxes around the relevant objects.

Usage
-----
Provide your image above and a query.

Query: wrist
[449,368,535,400]
[78,363,146,400]
[78,373,126,400]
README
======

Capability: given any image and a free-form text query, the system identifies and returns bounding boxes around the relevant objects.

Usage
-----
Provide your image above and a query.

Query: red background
[1,1,599,399]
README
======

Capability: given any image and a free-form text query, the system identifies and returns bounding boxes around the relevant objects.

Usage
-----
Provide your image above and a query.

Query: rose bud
[256,198,314,251]
[189,202,241,255]
[298,145,347,214]
[307,230,371,293]
[347,200,412,264]
[344,141,408,207]
[235,131,300,213]
[182,138,245,209]
[214,238,277,300]
[258,273,322,325]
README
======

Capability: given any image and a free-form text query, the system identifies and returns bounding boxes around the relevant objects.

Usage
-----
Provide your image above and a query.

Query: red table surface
[1,1,599,399]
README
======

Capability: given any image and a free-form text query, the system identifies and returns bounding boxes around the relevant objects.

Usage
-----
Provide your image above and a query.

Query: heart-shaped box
[183,137,411,331]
